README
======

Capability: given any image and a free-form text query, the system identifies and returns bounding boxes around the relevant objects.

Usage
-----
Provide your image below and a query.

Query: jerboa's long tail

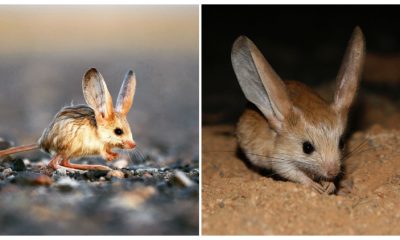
[0,144,39,158]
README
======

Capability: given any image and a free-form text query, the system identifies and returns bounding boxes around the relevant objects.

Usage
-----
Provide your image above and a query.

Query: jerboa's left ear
[332,26,366,114]
[116,70,136,115]
[82,68,115,120]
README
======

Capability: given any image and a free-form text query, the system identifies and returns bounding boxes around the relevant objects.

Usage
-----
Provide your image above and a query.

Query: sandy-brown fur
[237,81,345,180]
[39,104,104,159]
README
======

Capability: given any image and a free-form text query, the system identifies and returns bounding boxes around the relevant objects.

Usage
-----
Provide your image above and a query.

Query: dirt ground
[202,77,400,235]
[202,124,400,235]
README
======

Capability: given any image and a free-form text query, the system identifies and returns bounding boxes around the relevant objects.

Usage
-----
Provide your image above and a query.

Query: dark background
[202,5,400,125]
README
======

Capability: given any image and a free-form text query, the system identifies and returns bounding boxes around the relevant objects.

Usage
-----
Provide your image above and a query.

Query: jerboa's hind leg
[60,158,111,171]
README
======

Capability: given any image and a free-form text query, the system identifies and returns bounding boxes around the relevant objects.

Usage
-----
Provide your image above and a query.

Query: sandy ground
[202,124,400,235]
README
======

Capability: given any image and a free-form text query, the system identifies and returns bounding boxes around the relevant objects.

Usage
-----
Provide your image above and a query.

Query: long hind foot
[48,155,63,170]
[60,158,111,171]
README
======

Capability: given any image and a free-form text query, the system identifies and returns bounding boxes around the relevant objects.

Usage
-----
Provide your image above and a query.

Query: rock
[172,170,195,187]
[23,158,31,166]
[85,170,109,180]
[136,168,159,175]
[121,168,133,177]
[110,186,157,209]
[0,138,13,150]
[54,177,80,191]
[55,167,67,176]
[1,168,14,179]
[189,169,199,177]
[13,172,53,186]
[12,158,26,171]
[142,172,153,178]
[112,159,129,169]
[31,174,53,186]
[106,170,125,179]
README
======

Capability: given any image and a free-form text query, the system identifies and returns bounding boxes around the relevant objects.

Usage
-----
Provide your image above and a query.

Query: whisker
[342,146,377,161]
[345,139,368,155]
[137,147,146,161]
[129,145,146,162]
[342,139,380,161]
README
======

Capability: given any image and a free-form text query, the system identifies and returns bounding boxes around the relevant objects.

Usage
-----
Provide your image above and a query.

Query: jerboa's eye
[114,128,123,135]
[302,141,314,154]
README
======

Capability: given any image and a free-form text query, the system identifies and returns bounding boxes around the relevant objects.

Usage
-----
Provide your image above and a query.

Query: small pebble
[13,172,53,186]
[106,170,125,179]
[54,177,80,191]
[110,186,157,209]
[12,158,26,171]
[142,172,153,178]
[1,168,13,178]
[23,158,31,165]
[136,168,159,174]
[112,159,129,169]
[190,169,199,176]
[173,170,194,187]
[0,138,13,150]
[55,168,67,176]
[85,170,109,180]
[7,175,15,180]
[33,174,53,186]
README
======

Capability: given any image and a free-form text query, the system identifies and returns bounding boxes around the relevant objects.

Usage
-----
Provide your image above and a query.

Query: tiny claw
[308,181,336,194]
[309,182,325,194]
[321,181,336,194]
[106,149,119,161]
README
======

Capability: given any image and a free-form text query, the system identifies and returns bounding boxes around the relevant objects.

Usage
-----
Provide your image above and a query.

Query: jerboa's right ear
[231,36,292,130]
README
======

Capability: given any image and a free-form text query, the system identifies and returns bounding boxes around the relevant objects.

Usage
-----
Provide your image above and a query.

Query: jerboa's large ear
[332,26,365,114]
[116,70,136,115]
[231,36,292,130]
[82,68,114,120]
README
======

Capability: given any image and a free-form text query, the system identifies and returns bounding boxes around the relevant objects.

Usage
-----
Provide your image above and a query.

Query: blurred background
[0,5,199,159]
[0,5,199,235]
[203,5,400,131]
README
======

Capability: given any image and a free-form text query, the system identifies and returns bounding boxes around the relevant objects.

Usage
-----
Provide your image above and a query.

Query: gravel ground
[0,143,199,235]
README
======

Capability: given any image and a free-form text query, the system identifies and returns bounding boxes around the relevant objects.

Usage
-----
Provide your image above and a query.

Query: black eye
[114,128,123,136]
[339,137,345,150]
[302,141,315,154]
